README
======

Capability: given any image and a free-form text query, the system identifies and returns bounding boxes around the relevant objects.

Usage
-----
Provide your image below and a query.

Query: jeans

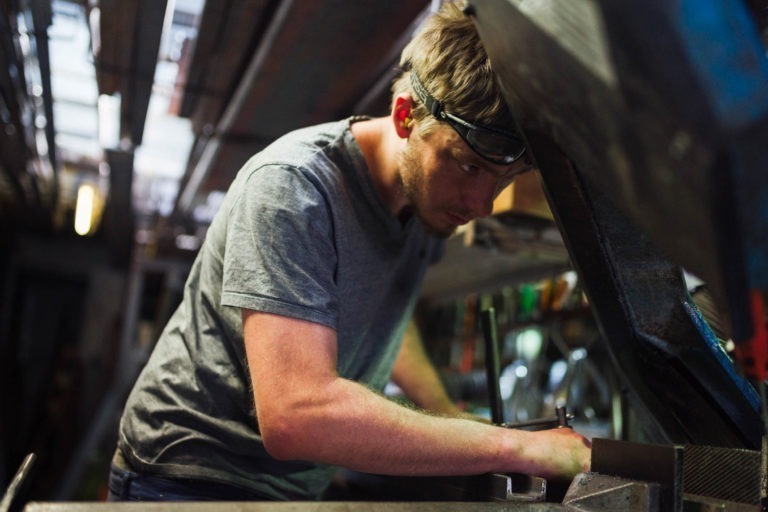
[107,461,271,501]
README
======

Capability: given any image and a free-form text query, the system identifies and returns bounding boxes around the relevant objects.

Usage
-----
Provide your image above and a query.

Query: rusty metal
[563,472,662,512]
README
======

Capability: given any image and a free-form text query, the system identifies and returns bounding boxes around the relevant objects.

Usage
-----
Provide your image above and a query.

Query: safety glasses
[410,72,526,165]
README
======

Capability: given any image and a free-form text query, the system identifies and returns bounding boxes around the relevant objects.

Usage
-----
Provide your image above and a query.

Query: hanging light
[74,183,96,236]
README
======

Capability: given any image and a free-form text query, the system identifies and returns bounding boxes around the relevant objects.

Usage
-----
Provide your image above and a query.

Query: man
[109,1,591,501]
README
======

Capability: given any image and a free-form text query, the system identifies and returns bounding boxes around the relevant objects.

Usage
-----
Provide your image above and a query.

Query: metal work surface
[19,461,768,511]
[24,502,565,512]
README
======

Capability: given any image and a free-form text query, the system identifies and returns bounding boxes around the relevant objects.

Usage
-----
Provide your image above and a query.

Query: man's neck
[350,117,409,216]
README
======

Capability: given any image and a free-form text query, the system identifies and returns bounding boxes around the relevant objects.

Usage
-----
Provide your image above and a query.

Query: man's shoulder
[262,118,350,161]
[235,117,364,184]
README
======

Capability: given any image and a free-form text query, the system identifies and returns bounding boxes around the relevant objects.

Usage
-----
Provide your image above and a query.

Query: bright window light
[97,94,121,148]
[74,183,95,235]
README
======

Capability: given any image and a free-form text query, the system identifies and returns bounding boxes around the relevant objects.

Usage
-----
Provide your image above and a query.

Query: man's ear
[392,95,414,139]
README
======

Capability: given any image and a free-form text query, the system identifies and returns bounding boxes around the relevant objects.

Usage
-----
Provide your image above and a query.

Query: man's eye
[460,162,480,174]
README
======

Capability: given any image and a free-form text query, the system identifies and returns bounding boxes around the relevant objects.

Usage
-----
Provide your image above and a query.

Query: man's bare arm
[242,309,591,480]
[391,319,467,418]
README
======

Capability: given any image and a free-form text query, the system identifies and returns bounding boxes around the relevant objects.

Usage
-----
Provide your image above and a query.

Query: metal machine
[467,0,768,509]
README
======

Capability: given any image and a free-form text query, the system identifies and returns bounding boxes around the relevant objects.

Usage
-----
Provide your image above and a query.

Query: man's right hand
[514,427,592,481]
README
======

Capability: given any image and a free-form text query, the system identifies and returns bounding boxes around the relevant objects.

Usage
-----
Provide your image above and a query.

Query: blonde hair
[392,1,514,136]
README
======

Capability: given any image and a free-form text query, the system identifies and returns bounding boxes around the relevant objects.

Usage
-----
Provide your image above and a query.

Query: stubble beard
[398,143,456,239]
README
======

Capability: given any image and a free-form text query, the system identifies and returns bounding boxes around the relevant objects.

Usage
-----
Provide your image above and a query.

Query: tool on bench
[480,306,505,425]
[502,405,574,430]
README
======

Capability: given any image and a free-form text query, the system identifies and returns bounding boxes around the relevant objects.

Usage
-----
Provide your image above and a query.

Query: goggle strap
[410,72,444,118]
[410,71,526,164]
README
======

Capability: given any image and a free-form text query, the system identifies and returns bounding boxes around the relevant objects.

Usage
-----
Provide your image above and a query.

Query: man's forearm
[391,320,461,416]
[263,374,587,480]
[245,310,590,482]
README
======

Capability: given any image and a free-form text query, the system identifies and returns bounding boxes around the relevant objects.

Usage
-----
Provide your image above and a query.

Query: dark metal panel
[526,132,762,448]
[469,0,766,448]
[468,0,768,342]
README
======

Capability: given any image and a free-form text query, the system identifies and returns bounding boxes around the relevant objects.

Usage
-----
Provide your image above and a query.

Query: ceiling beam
[174,0,430,217]
[95,0,168,146]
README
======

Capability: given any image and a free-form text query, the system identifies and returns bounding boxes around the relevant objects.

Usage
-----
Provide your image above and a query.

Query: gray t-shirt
[118,117,443,500]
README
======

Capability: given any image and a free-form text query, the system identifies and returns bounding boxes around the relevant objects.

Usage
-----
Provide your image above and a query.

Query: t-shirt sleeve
[220,165,339,329]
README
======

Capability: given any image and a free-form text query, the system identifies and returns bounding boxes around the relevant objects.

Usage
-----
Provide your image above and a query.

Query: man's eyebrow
[448,144,473,158]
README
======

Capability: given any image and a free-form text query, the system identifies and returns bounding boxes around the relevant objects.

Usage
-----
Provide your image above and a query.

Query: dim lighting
[74,183,95,236]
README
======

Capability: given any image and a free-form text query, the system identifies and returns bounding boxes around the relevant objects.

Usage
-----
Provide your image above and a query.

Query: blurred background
[1,0,767,506]
[1,0,591,500]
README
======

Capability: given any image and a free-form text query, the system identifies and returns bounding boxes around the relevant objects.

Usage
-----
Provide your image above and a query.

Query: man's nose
[462,178,496,219]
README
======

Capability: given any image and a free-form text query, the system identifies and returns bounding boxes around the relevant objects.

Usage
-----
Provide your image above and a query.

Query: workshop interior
[1,0,768,510]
